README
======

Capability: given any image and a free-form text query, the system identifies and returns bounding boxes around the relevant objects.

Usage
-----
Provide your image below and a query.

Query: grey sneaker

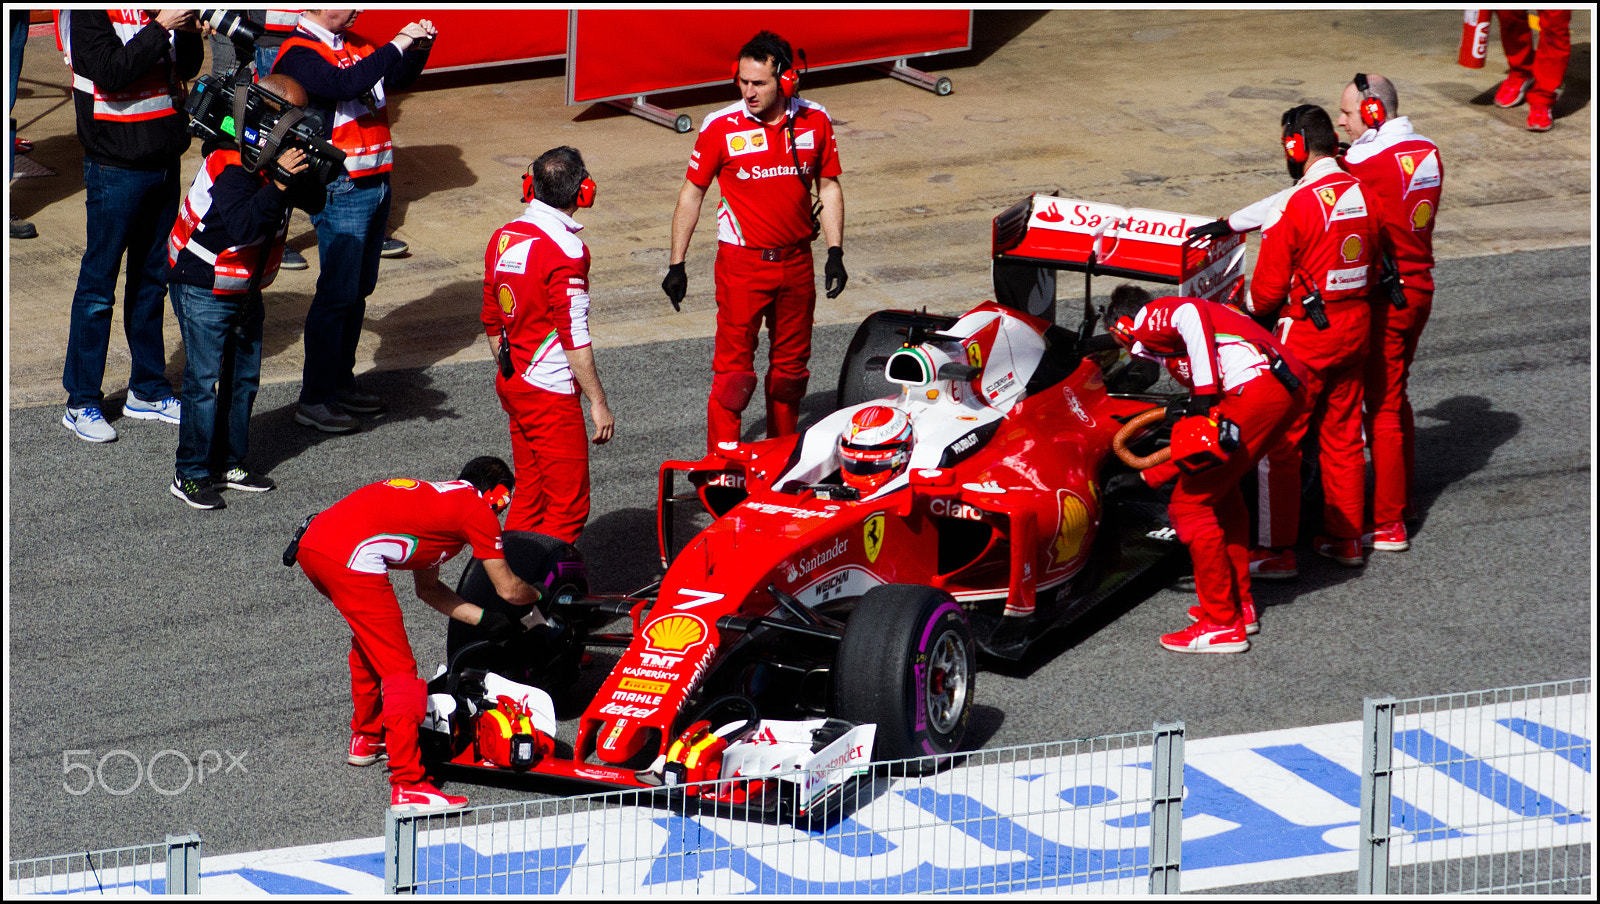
[123,391,181,425]
[380,237,409,258]
[336,385,385,414]
[279,247,310,270]
[295,401,358,433]
[171,474,226,510]
[63,406,118,442]
[223,467,277,492]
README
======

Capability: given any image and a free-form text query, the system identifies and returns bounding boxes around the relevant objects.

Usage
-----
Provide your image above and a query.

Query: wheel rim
[924,628,970,736]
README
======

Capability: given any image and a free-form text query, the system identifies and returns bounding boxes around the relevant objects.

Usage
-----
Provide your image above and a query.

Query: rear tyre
[449,530,589,691]
[833,584,975,766]
[836,310,959,410]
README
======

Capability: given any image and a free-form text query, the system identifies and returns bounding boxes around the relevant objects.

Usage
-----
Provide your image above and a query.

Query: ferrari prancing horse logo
[863,513,886,564]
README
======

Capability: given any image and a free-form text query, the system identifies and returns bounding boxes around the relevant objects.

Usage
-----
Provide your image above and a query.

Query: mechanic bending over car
[1187,104,1380,579]
[1109,285,1308,654]
[288,457,547,814]
[482,146,615,544]
[663,30,848,450]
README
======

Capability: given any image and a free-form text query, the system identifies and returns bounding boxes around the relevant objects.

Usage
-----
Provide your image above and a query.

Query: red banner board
[345,9,567,73]
[567,10,972,104]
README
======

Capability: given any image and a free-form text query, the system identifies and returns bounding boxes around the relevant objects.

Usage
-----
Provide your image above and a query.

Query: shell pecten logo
[644,613,708,653]
[384,478,422,489]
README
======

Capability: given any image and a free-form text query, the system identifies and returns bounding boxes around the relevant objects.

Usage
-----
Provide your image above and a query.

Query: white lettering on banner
[1029,199,1196,246]
[672,588,725,610]
[612,692,664,706]
[637,653,683,668]
[744,502,834,520]
[705,472,745,489]
[797,566,884,606]
[1063,389,1094,426]
[784,537,849,583]
[598,702,657,718]
[622,666,679,680]
[1325,266,1370,291]
[929,498,985,521]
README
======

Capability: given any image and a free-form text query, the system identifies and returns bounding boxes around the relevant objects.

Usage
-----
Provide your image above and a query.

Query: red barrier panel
[345,9,567,73]
[567,10,971,104]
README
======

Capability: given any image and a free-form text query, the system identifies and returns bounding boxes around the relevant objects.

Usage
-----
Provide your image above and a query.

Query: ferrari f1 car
[420,194,1244,822]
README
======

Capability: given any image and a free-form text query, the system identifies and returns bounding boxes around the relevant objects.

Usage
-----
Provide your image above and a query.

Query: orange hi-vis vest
[168,149,288,294]
[63,10,181,122]
[275,31,394,178]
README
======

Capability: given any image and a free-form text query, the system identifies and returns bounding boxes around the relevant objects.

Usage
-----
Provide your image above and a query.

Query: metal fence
[1357,678,1593,894]
[7,834,201,895]
[385,721,1186,895]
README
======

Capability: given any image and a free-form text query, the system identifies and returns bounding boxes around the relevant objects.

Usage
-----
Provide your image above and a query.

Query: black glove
[1187,219,1233,241]
[528,613,568,646]
[1337,141,1351,158]
[824,246,847,298]
[1186,392,1222,416]
[661,262,687,312]
[477,609,520,641]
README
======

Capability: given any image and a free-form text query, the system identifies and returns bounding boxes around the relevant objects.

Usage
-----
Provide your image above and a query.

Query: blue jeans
[301,172,389,405]
[63,158,181,408]
[172,282,264,479]
[10,12,26,180]
[255,43,280,78]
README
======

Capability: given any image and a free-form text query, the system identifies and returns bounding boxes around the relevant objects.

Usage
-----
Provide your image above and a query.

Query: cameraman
[166,74,325,510]
[272,10,435,434]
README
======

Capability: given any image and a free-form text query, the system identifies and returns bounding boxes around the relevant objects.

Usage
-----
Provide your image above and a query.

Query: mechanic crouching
[290,457,546,813]
[1108,286,1308,654]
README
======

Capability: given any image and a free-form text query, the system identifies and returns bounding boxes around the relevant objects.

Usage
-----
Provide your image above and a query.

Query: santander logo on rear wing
[992,194,1245,305]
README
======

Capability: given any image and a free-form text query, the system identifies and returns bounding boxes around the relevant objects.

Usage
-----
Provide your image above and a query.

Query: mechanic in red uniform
[1491,10,1572,132]
[1108,286,1307,653]
[482,146,615,544]
[1245,105,1380,574]
[662,30,847,450]
[1337,74,1443,553]
[295,456,545,813]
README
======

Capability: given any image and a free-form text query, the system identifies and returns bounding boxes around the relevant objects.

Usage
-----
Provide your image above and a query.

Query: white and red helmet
[838,405,914,494]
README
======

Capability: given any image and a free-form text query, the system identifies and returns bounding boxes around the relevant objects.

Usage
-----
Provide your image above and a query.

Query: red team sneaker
[1494,75,1531,108]
[347,733,387,767]
[1363,521,1410,552]
[1314,535,1365,566]
[1188,600,1259,635]
[391,782,468,814]
[1248,547,1297,580]
[1526,105,1553,132]
[1161,618,1250,654]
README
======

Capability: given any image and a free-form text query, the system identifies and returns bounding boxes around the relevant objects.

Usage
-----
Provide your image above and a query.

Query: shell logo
[731,136,747,152]
[497,285,516,316]
[1341,234,1363,263]
[644,614,707,653]
[1411,199,1433,230]
[384,478,421,489]
[1052,492,1089,566]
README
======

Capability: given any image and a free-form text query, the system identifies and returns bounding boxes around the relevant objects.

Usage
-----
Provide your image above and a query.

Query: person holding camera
[58,9,203,443]
[272,10,434,433]
[293,456,545,814]
[164,74,325,509]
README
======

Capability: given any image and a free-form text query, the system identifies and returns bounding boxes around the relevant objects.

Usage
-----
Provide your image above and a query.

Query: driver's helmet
[839,405,914,494]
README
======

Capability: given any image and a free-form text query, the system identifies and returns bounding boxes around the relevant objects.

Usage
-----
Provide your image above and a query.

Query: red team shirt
[481,203,592,395]
[1340,117,1442,292]
[299,479,506,575]
[686,98,842,249]
[1247,157,1378,319]
[1127,297,1304,397]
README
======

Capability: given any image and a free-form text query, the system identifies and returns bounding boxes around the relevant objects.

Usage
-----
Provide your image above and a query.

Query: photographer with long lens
[272,10,435,434]
[166,73,328,509]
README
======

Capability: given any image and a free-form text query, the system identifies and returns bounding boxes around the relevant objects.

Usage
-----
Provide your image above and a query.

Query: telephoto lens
[198,9,264,44]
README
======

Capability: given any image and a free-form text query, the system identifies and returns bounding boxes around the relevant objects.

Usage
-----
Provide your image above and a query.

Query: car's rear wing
[990,194,1246,328]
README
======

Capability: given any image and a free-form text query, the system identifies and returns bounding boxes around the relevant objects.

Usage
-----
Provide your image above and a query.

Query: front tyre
[832,584,975,763]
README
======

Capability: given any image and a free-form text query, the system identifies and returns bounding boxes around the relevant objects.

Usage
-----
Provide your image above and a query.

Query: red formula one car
[421,195,1243,821]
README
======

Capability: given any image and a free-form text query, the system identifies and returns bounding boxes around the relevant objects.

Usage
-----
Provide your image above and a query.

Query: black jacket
[69,11,203,170]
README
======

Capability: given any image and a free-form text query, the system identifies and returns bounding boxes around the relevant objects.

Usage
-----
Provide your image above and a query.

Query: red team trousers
[1170,375,1301,625]
[497,376,590,544]
[1258,301,1371,547]
[709,242,817,449]
[1365,286,1432,525]
[1497,10,1572,108]
[297,548,428,787]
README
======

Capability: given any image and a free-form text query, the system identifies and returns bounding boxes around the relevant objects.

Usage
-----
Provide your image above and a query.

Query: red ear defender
[1111,316,1138,347]
[1359,96,1386,129]
[521,170,533,203]
[574,176,595,208]
[484,485,512,514]
[778,67,799,98]
[1283,133,1307,164]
